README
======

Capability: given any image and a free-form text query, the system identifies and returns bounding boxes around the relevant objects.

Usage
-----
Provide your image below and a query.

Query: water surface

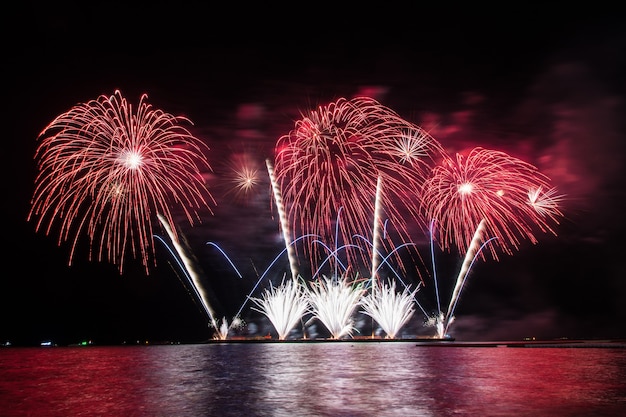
[1,342,625,416]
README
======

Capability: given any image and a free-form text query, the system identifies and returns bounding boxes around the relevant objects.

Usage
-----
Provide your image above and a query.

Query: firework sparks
[28,90,215,274]
[422,147,565,337]
[388,127,434,164]
[220,151,263,203]
[273,96,444,276]
[420,147,564,261]
[215,316,244,340]
[233,166,260,194]
[306,274,366,339]
[360,280,419,339]
[250,275,310,340]
[527,186,565,223]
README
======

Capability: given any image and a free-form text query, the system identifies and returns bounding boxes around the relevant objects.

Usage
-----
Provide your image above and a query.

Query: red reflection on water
[418,347,625,415]
[0,347,155,416]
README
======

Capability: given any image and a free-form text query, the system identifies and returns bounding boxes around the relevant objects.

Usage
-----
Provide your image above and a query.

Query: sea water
[1,342,625,416]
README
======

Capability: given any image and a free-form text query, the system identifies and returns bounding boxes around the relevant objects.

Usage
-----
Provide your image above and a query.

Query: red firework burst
[420,147,564,260]
[273,96,444,275]
[28,90,216,274]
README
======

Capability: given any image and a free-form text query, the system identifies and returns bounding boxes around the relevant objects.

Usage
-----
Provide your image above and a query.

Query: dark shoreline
[4,338,625,348]
[204,337,626,348]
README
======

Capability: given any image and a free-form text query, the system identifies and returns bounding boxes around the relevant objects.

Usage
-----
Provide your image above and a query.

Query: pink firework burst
[420,147,564,260]
[28,90,216,274]
[273,96,444,276]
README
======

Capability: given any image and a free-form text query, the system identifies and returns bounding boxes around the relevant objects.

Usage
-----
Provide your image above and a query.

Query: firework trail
[28,90,216,274]
[158,214,218,330]
[370,176,383,291]
[266,158,299,279]
[273,96,444,277]
[440,219,495,336]
[429,220,442,315]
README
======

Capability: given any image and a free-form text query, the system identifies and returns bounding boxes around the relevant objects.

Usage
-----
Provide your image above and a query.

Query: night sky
[3,4,626,345]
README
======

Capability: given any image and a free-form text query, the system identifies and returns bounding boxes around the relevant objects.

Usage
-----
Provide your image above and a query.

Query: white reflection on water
[256,343,433,416]
[1,343,625,416]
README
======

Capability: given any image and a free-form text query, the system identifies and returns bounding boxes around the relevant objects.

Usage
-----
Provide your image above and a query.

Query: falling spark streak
[443,219,486,328]
[157,234,235,339]
[158,214,218,329]
[206,242,243,278]
[266,158,298,279]
[154,234,235,340]
[334,206,344,278]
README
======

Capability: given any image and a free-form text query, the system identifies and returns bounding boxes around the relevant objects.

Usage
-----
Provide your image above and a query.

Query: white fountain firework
[250,275,310,340]
[360,280,419,339]
[305,274,366,339]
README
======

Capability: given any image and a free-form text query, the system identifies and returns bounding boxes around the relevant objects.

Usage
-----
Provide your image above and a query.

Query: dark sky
[3,4,626,345]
